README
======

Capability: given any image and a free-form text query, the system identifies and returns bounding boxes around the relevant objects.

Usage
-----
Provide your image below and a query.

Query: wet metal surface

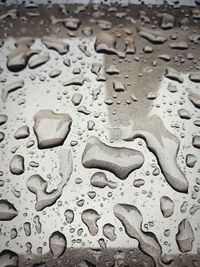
[0,2,200,267]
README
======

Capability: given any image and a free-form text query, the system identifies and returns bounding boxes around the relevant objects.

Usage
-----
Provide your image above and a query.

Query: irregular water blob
[187,89,200,109]
[49,231,67,259]
[87,191,96,199]
[176,219,194,252]
[160,13,174,29]
[49,69,61,78]
[26,139,35,148]
[64,209,74,223]
[81,209,100,236]
[158,54,171,62]
[62,76,87,86]
[0,114,8,126]
[160,196,174,218]
[138,27,167,44]
[169,41,189,50]
[193,120,200,127]
[27,149,73,211]
[0,249,19,267]
[33,215,42,234]
[186,154,197,168]
[92,86,101,101]
[178,109,191,120]
[78,44,92,57]
[7,37,40,71]
[146,91,157,100]
[133,178,145,188]
[24,222,31,236]
[192,135,200,149]
[10,155,24,175]
[167,83,177,93]
[103,223,116,241]
[143,45,153,53]
[63,57,71,67]
[33,110,72,149]
[106,65,120,75]
[90,172,117,189]
[82,136,144,180]
[77,106,91,115]
[189,72,200,83]
[0,132,5,142]
[94,32,125,58]
[82,26,93,37]
[0,9,17,21]
[91,62,103,81]
[96,19,112,30]
[28,52,50,69]
[114,204,163,266]
[113,80,126,92]
[123,115,188,193]
[10,228,18,239]
[165,67,184,83]
[25,242,32,255]
[0,200,18,220]
[71,93,83,106]
[42,37,69,55]
[180,201,188,213]
[51,16,81,30]
[189,204,200,215]
[14,125,30,139]
[2,79,24,102]
[87,120,95,131]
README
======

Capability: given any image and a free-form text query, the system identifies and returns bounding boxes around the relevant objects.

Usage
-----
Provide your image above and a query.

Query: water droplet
[103,223,116,241]
[10,155,24,175]
[33,110,72,149]
[82,136,144,180]
[0,200,18,221]
[160,196,174,218]
[49,231,67,259]
[176,219,194,252]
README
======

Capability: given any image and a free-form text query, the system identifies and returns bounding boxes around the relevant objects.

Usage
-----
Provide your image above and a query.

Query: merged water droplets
[82,136,144,180]
[7,37,40,72]
[114,204,163,266]
[42,37,69,55]
[103,223,116,241]
[2,79,24,102]
[90,172,117,189]
[123,115,188,193]
[81,209,100,236]
[27,149,73,210]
